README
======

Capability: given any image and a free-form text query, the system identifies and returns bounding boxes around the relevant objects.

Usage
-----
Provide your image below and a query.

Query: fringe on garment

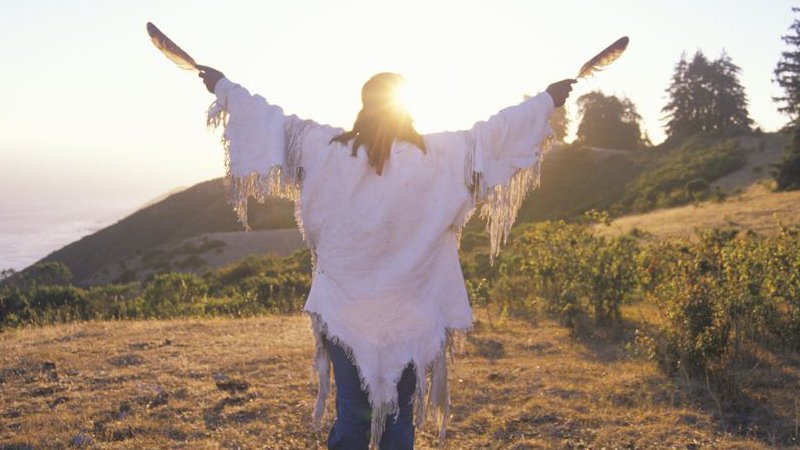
[309,313,466,449]
[207,102,309,246]
[464,129,555,263]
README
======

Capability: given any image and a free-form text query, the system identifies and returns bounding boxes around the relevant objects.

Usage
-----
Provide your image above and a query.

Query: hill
[597,183,800,240]
[518,145,640,222]
[593,132,797,240]
[81,229,304,286]
[39,145,641,286]
[0,314,791,449]
[38,179,298,286]
[711,133,786,192]
[519,132,787,222]
[36,132,786,286]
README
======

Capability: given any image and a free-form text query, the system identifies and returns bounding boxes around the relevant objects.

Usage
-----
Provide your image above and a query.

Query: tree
[774,129,800,190]
[663,50,752,137]
[527,93,568,142]
[550,107,569,142]
[773,7,800,190]
[708,53,752,132]
[575,91,646,150]
[774,7,800,121]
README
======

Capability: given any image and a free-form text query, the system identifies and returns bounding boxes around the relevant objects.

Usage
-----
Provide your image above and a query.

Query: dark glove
[546,79,577,108]
[197,65,225,94]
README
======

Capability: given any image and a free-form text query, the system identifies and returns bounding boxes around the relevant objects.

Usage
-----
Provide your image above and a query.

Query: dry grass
[596,184,800,240]
[2,311,796,449]
[711,134,787,193]
[596,132,799,242]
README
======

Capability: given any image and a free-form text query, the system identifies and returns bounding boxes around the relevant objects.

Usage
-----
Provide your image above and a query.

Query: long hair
[330,72,426,175]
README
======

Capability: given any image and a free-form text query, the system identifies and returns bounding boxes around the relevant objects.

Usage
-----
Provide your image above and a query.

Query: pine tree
[550,107,569,142]
[774,129,800,190]
[774,7,800,120]
[709,52,752,131]
[663,53,693,136]
[773,7,800,190]
[663,50,751,138]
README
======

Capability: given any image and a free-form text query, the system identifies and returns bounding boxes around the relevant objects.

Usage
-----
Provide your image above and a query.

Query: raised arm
[198,66,308,229]
[464,78,575,259]
[468,78,574,196]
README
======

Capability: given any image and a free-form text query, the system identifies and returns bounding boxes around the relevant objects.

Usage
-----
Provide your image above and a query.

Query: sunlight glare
[394,77,459,134]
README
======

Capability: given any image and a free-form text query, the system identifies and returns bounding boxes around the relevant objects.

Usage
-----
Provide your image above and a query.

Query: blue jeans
[326,338,416,450]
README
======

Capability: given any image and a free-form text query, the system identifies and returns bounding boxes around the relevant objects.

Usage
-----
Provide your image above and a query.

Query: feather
[576,36,629,79]
[146,22,198,71]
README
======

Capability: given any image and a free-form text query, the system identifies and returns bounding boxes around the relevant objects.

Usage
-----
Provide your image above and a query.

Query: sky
[0,0,797,267]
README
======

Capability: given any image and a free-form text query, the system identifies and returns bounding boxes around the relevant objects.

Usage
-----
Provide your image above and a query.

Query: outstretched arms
[459,79,575,259]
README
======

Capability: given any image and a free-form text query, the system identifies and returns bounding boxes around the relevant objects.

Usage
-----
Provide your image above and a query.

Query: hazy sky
[0,0,796,210]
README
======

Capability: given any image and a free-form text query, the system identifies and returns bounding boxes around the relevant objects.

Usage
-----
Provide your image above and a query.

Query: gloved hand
[197,65,225,94]
[546,79,577,108]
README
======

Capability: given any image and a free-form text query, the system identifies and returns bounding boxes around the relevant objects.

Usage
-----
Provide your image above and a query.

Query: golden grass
[2,311,796,449]
[596,183,800,240]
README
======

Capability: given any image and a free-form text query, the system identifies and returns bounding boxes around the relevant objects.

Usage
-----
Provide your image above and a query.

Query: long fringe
[468,132,554,262]
[206,101,304,234]
[309,313,465,449]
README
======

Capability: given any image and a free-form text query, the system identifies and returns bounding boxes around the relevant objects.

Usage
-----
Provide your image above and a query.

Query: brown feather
[146,22,198,71]
[577,36,629,79]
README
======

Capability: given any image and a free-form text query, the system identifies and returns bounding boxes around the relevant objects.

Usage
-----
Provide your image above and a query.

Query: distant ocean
[0,201,137,272]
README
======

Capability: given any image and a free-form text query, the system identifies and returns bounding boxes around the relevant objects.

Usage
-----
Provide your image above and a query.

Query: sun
[391,78,452,133]
[386,74,504,134]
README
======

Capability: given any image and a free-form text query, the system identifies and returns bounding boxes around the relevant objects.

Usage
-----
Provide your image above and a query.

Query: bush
[85,283,144,320]
[762,223,800,348]
[636,228,800,395]
[490,222,639,327]
[620,135,746,213]
[142,273,208,318]
[587,235,638,324]
[685,178,710,200]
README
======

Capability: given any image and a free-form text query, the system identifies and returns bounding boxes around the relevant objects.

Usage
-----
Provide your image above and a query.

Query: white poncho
[208,77,554,447]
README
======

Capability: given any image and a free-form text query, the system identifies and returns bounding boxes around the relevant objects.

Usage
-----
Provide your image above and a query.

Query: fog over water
[0,196,153,272]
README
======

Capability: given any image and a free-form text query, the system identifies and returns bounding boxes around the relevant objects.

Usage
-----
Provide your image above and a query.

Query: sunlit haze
[0,0,796,269]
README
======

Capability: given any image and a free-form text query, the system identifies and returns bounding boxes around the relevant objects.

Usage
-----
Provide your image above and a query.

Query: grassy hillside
[519,131,784,222]
[711,133,787,192]
[35,132,785,286]
[38,146,643,286]
[597,183,800,240]
[39,179,296,286]
[82,229,305,286]
[518,145,640,222]
[1,314,793,449]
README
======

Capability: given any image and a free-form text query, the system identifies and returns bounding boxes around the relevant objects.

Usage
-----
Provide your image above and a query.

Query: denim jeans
[326,338,416,450]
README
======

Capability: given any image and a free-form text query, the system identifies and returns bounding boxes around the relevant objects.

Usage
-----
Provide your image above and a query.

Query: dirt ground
[0,312,796,449]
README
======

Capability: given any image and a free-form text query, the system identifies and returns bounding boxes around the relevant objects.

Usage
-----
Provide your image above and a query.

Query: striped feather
[577,36,629,79]
[146,22,198,71]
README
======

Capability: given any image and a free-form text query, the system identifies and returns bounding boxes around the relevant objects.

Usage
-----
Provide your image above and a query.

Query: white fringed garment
[208,77,554,448]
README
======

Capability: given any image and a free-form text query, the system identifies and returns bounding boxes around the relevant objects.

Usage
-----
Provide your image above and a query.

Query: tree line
[557,6,800,191]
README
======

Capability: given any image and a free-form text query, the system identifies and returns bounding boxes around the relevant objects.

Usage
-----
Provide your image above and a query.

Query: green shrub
[586,235,639,324]
[85,283,144,320]
[620,135,746,212]
[142,273,208,318]
[492,222,638,327]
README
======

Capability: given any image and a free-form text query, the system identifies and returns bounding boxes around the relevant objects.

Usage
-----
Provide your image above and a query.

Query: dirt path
[0,315,786,449]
